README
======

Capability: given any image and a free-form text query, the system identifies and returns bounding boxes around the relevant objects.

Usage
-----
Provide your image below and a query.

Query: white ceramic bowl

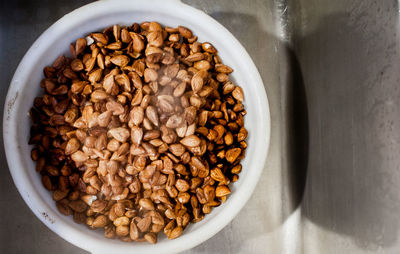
[3,0,270,253]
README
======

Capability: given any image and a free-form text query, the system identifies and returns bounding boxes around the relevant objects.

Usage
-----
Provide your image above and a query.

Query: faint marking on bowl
[41,212,55,224]
[6,92,19,120]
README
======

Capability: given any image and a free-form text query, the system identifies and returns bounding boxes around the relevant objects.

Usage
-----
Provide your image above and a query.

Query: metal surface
[1,0,399,253]
[298,0,400,253]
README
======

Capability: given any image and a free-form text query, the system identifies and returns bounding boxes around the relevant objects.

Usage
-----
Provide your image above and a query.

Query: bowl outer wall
[3,0,271,253]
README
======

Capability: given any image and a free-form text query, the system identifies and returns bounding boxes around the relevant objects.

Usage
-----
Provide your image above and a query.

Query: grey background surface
[1,0,400,253]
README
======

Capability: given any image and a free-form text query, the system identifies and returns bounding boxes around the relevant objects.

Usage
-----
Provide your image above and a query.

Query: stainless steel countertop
[1,0,400,253]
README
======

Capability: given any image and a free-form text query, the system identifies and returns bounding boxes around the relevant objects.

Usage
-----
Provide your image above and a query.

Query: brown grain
[29,21,247,244]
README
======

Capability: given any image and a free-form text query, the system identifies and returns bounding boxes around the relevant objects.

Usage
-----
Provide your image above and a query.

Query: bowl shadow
[299,8,400,251]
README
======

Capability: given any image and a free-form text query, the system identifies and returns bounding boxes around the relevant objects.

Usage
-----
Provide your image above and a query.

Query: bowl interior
[4,0,270,253]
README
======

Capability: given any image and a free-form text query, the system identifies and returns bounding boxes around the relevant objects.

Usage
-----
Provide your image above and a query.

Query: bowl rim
[3,0,271,253]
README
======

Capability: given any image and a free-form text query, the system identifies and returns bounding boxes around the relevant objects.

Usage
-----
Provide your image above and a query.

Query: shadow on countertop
[299,2,400,251]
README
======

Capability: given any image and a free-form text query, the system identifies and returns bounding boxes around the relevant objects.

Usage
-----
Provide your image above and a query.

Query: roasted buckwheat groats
[29,21,247,244]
